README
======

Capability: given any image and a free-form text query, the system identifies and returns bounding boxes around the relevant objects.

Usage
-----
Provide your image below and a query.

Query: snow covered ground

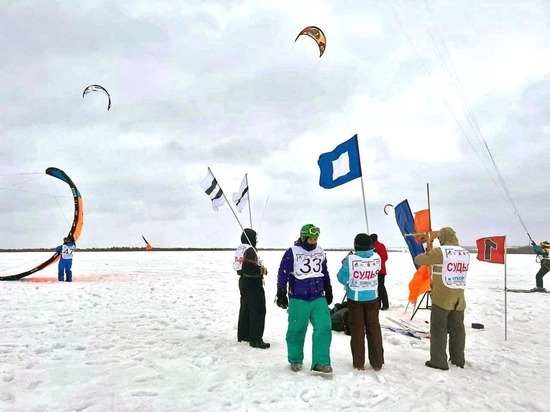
[0,250,549,412]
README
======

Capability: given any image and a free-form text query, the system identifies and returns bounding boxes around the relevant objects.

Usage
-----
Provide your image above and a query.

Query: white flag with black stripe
[232,174,249,213]
[200,169,226,211]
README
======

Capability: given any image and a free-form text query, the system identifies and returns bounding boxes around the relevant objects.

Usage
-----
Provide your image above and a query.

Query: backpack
[330,302,351,336]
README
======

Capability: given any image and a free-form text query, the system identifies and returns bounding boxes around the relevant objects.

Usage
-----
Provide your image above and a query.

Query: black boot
[250,340,270,349]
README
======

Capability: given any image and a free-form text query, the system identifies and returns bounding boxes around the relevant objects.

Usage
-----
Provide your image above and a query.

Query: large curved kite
[295,26,326,57]
[82,84,111,111]
[0,167,84,281]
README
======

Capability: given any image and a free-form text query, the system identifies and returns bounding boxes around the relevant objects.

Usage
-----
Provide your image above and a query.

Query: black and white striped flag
[200,169,226,211]
[232,174,249,213]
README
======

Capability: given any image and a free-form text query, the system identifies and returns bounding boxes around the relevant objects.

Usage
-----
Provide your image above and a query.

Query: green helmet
[300,224,320,239]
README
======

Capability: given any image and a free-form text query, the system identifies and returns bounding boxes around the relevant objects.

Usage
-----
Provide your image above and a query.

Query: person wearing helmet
[530,240,550,292]
[55,235,76,282]
[233,228,270,349]
[337,233,384,371]
[414,227,470,370]
[276,224,333,373]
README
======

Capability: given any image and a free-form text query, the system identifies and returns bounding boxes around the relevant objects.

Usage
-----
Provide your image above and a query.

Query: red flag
[476,236,506,264]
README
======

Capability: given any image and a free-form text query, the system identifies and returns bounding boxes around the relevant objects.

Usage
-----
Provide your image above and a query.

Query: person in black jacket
[233,228,270,349]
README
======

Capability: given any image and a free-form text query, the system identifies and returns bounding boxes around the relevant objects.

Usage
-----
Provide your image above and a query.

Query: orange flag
[408,265,431,305]
[414,209,431,233]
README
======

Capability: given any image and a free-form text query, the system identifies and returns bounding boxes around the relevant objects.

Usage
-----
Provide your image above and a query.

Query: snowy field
[0,250,549,412]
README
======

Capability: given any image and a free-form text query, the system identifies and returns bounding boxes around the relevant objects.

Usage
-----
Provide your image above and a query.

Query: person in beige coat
[414,227,470,370]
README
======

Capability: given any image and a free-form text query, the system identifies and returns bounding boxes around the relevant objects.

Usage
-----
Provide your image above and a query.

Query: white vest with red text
[348,254,380,292]
[439,245,470,289]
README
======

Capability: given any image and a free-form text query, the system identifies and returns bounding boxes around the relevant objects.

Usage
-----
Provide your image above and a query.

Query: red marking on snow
[22,275,125,283]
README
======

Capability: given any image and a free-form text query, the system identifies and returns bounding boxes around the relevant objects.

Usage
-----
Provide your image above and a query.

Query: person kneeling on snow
[414,227,470,370]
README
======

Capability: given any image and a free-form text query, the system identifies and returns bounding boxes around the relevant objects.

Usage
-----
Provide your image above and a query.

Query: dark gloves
[276,288,288,309]
[324,285,333,306]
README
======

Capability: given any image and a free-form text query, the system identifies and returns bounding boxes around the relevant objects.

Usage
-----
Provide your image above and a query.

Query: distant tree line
[0,246,536,254]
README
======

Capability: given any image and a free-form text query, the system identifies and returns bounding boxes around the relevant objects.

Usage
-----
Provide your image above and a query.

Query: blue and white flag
[318,134,362,189]
[200,168,226,211]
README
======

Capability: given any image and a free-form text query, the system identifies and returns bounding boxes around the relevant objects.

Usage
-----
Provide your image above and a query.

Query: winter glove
[324,285,333,306]
[276,288,289,309]
[259,266,268,276]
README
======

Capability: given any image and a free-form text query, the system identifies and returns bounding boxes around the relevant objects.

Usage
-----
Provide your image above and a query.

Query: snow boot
[250,340,270,349]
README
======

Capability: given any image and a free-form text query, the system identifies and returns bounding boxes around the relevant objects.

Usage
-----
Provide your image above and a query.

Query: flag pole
[246,173,252,229]
[359,176,369,233]
[504,235,508,341]
[427,182,431,230]
[258,195,270,234]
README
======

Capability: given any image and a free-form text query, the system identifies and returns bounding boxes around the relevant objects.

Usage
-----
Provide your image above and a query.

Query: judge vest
[439,246,470,289]
[291,245,326,280]
[348,254,380,292]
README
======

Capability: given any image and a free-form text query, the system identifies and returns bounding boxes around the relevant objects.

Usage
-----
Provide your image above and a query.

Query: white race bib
[292,246,326,280]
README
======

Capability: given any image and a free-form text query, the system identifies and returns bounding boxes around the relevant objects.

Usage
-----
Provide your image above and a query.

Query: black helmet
[354,233,373,251]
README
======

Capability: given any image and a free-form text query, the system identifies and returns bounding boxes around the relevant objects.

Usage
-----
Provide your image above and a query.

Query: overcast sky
[1,0,549,250]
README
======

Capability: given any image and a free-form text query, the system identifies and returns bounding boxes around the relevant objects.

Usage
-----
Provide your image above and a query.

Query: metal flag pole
[359,176,369,233]
[246,173,252,229]
[504,235,508,341]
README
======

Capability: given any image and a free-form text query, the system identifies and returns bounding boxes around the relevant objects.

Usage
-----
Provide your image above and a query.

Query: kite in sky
[82,84,112,111]
[295,26,326,57]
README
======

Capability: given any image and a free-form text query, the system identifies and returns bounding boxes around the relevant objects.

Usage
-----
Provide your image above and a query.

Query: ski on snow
[505,288,550,294]
[383,317,430,339]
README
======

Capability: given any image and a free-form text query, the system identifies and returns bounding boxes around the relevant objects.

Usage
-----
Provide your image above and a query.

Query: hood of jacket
[438,227,459,246]
[241,228,257,247]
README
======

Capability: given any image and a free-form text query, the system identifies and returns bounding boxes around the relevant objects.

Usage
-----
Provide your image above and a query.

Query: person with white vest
[337,233,384,371]
[233,228,270,349]
[414,227,470,370]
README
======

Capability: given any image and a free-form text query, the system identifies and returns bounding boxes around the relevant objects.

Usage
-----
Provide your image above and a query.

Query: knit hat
[354,233,373,251]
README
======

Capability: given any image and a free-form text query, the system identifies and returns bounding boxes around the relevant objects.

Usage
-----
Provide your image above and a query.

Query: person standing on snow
[530,240,550,292]
[370,233,389,310]
[414,227,470,370]
[55,235,76,282]
[233,228,270,349]
[276,224,333,373]
[337,233,384,371]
